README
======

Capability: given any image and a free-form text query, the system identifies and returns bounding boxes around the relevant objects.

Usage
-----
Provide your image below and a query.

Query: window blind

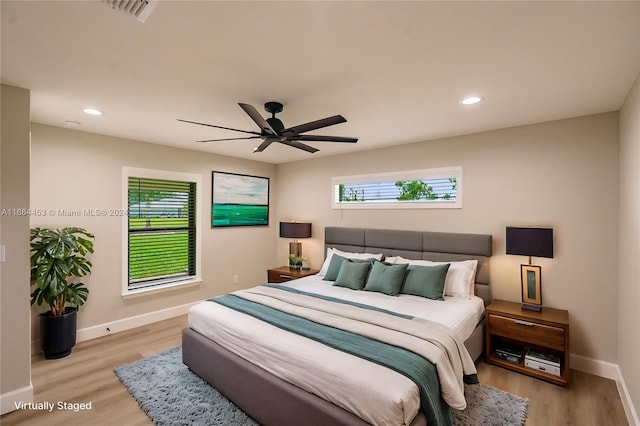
[339,178,457,203]
[127,177,196,289]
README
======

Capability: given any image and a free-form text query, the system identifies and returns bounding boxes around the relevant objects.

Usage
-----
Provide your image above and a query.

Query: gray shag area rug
[114,347,528,426]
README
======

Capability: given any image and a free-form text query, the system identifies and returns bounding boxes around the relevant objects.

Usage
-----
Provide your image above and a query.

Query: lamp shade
[279,222,312,239]
[506,227,553,258]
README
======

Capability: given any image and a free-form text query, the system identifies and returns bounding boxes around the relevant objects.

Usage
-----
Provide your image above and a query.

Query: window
[332,167,462,209]
[123,168,201,294]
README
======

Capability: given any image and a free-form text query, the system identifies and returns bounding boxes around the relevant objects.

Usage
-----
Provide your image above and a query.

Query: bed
[183,227,493,426]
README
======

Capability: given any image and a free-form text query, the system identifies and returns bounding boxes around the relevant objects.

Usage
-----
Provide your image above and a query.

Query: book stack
[495,343,524,364]
[524,349,561,376]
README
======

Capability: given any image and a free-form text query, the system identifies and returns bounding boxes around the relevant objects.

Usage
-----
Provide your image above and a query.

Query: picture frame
[211,171,269,227]
[520,264,542,311]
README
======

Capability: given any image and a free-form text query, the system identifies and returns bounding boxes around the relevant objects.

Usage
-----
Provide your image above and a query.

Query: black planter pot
[40,307,77,359]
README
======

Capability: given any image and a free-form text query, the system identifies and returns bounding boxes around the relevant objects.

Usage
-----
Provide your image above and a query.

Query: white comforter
[188,275,484,426]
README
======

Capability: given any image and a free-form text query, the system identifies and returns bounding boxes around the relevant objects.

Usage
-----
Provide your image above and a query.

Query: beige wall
[0,85,33,412]
[619,74,640,418]
[276,112,620,362]
[29,124,277,336]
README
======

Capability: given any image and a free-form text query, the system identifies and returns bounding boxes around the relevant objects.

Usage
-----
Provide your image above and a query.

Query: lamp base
[289,241,302,258]
[521,303,542,312]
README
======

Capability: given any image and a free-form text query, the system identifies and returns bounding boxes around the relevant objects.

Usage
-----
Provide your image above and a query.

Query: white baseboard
[571,353,639,425]
[1,384,33,415]
[570,353,620,380]
[31,300,200,355]
[616,373,640,426]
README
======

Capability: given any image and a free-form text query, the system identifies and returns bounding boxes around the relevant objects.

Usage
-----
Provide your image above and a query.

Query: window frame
[331,166,462,210]
[121,167,202,297]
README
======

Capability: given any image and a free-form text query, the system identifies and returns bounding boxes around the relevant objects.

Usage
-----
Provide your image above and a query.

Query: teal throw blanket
[213,294,453,426]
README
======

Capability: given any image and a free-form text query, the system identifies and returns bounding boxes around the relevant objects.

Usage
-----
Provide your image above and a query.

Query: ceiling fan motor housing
[266,117,285,133]
[264,101,284,134]
[264,102,285,133]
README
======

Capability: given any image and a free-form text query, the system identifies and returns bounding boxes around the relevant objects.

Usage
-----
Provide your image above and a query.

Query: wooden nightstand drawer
[268,270,294,283]
[489,314,565,351]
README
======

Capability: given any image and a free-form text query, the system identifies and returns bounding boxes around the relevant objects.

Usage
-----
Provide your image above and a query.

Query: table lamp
[506,226,554,311]
[279,221,312,261]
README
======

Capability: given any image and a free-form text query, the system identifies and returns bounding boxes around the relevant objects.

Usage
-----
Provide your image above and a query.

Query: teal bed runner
[212,294,453,426]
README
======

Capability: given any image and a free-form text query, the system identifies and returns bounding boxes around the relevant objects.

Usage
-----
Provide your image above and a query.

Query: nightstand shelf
[485,299,570,387]
[267,266,319,283]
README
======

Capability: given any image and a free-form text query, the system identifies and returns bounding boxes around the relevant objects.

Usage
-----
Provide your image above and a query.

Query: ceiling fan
[178,101,358,154]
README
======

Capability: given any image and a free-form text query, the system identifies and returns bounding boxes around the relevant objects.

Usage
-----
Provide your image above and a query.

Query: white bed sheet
[188,275,484,426]
[282,275,485,342]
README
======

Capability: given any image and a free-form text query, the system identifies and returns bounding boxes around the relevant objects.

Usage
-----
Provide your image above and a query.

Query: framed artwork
[211,171,269,227]
[520,264,542,310]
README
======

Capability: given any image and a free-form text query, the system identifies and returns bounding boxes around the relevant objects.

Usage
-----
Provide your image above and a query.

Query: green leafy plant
[395,180,437,200]
[288,254,307,266]
[338,184,365,202]
[30,227,95,316]
[442,177,457,200]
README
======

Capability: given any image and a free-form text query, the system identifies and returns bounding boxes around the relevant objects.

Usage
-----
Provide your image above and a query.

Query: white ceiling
[2,1,639,164]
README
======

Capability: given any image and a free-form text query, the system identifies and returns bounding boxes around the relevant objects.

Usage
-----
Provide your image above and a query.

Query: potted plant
[30,227,94,359]
[288,254,307,270]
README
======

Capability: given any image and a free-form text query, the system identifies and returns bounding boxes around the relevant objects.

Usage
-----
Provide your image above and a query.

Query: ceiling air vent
[101,0,157,23]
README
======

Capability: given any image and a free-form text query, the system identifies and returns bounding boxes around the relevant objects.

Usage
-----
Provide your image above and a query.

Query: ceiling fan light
[461,96,482,105]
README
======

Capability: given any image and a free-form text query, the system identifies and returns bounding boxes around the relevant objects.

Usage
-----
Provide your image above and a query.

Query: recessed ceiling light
[461,96,482,105]
[82,108,104,116]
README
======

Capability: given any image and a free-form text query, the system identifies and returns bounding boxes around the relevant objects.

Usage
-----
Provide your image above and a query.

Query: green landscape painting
[212,171,269,227]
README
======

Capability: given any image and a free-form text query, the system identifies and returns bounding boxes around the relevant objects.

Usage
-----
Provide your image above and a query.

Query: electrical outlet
[0,245,5,263]
[232,275,239,284]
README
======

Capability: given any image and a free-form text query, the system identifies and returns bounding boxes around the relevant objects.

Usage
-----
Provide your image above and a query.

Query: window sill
[121,278,202,299]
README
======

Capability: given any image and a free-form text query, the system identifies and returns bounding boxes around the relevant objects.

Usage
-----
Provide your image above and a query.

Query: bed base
[183,327,427,426]
[465,319,485,361]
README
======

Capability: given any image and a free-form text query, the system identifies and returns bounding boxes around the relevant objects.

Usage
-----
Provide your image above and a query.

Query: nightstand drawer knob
[515,320,534,326]
[279,274,293,279]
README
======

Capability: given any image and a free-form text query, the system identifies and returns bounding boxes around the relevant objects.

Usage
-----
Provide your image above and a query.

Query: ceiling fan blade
[196,136,262,143]
[292,135,359,143]
[177,119,261,136]
[280,139,319,154]
[253,139,275,153]
[283,115,346,135]
[238,103,278,135]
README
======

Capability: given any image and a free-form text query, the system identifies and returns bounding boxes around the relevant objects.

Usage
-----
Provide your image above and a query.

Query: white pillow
[393,256,478,298]
[318,248,383,277]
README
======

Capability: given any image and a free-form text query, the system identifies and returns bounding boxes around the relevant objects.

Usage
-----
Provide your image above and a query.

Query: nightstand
[485,299,570,387]
[267,266,320,283]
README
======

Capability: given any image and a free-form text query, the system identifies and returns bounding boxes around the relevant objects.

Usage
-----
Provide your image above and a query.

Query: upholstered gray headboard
[324,227,493,305]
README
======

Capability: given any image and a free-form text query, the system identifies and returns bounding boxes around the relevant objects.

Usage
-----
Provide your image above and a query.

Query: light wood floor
[1,315,629,426]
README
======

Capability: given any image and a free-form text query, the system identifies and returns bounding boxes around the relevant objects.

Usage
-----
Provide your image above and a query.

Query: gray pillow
[401,264,451,300]
[333,261,371,290]
[364,261,408,296]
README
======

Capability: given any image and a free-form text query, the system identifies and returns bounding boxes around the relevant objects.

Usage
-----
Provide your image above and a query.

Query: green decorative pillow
[322,254,347,281]
[333,260,371,290]
[401,263,451,300]
[364,261,409,296]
